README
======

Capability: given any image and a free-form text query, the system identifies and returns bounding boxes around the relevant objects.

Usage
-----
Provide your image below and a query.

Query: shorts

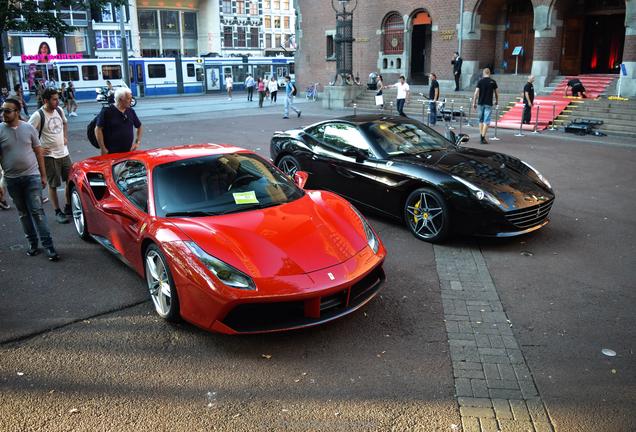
[44,155,72,188]
[477,105,493,124]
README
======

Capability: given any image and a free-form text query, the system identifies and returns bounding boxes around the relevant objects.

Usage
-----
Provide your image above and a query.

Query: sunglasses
[1,108,18,114]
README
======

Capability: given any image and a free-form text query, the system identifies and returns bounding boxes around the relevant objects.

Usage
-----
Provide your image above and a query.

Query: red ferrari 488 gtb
[67,144,386,334]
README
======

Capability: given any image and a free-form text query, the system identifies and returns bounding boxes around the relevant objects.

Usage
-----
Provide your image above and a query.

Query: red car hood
[171,192,368,277]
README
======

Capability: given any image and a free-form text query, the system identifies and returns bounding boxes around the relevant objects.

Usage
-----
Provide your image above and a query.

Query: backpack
[291,83,297,96]
[86,107,107,149]
[36,107,65,139]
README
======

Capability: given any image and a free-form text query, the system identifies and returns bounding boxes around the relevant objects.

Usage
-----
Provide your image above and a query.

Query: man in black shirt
[95,87,143,155]
[523,75,535,124]
[428,73,440,125]
[472,68,499,144]
[451,52,463,91]
[565,78,587,98]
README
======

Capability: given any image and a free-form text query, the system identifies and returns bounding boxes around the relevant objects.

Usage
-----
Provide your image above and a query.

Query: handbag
[375,95,384,106]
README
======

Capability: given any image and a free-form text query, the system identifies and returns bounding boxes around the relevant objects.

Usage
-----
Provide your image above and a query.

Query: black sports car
[270,115,555,242]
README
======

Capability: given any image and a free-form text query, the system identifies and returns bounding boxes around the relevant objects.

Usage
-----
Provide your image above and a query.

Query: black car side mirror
[343,146,367,162]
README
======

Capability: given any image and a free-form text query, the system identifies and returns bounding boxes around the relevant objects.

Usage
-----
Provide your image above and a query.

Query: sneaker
[63,203,72,216]
[297,111,302,118]
[481,137,489,145]
[46,247,59,262]
[0,199,10,210]
[26,245,40,256]
[282,116,289,119]
[42,196,49,204]
[70,112,78,117]
[55,209,70,224]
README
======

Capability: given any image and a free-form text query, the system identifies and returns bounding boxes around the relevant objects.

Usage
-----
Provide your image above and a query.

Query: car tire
[70,187,90,241]
[145,244,180,322]
[403,188,450,243]
[277,155,301,177]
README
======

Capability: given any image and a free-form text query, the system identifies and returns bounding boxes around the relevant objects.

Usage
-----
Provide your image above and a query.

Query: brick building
[295,0,636,95]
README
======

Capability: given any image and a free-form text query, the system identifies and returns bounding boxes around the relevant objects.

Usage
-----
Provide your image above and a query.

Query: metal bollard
[467,98,473,127]
[491,104,501,141]
[549,103,557,131]
[426,103,431,127]
[422,100,427,124]
[450,100,455,123]
[459,107,464,134]
[532,104,540,134]
[353,103,357,116]
[390,101,394,115]
[515,101,525,137]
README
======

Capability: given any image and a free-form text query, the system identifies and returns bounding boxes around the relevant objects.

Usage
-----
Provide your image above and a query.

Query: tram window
[186,64,195,77]
[103,65,122,80]
[60,66,80,82]
[148,64,166,78]
[196,67,204,82]
[82,65,99,81]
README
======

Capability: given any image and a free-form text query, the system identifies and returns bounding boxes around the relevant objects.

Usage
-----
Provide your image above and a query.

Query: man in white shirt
[244,74,255,101]
[28,88,71,224]
[386,75,410,117]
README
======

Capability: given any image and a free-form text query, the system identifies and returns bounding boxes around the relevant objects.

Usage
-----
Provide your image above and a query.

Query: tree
[0,0,126,88]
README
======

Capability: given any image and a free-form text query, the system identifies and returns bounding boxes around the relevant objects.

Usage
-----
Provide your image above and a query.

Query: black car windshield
[363,120,450,156]
[153,153,304,217]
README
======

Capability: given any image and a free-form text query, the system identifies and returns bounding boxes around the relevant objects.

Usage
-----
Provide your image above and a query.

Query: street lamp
[331,0,357,85]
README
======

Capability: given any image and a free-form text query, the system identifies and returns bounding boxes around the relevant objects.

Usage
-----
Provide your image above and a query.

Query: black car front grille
[221,266,385,333]
[505,199,554,229]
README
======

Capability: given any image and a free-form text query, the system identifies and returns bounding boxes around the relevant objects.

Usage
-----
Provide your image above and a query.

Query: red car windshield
[153,153,303,217]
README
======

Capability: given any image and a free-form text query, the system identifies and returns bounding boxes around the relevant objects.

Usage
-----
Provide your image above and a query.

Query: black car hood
[391,147,553,210]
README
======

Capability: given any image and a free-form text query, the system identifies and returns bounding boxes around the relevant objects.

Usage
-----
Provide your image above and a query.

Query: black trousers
[247,87,254,101]
[523,104,532,124]
[454,73,461,91]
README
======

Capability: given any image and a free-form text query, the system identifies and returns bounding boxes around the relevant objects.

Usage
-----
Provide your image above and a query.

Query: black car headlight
[185,241,256,290]
[521,161,552,190]
[452,175,501,206]
[350,206,380,254]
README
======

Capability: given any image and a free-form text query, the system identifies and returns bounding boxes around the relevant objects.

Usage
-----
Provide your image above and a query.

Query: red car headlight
[350,205,380,254]
[185,241,256,291]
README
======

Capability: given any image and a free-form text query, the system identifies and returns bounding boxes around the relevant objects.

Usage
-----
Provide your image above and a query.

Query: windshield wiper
[165,210,219,217]
[216,201,282,215]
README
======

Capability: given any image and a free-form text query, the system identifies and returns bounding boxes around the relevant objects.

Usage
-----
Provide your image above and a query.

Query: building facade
[295,0,636,95]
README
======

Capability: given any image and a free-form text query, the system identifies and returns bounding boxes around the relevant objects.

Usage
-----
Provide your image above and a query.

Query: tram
[7,55,295,102]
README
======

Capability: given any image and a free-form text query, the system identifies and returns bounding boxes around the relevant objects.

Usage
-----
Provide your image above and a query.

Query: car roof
[325,114,419,127]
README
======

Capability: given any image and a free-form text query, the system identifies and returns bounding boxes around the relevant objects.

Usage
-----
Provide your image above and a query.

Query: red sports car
[67,144,386,334]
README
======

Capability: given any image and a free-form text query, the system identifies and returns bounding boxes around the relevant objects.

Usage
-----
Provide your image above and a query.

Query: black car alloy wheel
[404,188,449,242]
[277,155,301,176]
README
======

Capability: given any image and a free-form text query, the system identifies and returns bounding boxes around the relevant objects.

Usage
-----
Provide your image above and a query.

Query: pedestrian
[375,74,384,109]
[257,78,267,108]
[95,87,143,155]
[36,81,45,108]
[0,97,59,261]
[13,84,29,117]
[0,164,10,210]
[28,88,71,224]
[282,75,301,119]
[523,75,535,125]
[428,72,440,125]
[244,74,255,101]
[0,87,9,106]
[472,68,499,144]
[452,51,463,91]
[225,75,233,100]
[386,75,410,117]
[565,78,587,98]
[268,76,278,103]
[66,82,78,117]
[105,80,115,104]
[59,83,67,112]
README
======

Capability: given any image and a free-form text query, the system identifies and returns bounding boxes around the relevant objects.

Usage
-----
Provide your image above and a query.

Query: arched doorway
[503,1,534,74]
[410,10,432,85]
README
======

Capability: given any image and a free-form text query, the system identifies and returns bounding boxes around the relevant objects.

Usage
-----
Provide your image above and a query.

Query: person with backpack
[283,75,301,119]
[28,88,70,224]
[94,87,142,155]
[66,81,78,117]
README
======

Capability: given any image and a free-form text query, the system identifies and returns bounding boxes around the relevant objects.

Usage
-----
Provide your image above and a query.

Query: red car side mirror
[293,171,309,189]
[102,200,137,220]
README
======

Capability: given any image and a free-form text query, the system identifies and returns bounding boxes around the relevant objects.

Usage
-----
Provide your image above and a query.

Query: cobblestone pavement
[435,244,554,432]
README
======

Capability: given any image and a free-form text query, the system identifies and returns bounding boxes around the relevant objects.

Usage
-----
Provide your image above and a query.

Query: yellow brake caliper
[413,197,429,224]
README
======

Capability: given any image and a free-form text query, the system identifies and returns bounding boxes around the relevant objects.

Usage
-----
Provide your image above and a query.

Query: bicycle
[306,82,319,101]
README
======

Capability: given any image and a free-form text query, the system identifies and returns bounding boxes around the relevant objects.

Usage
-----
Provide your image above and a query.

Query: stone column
[530,4,560,91]
[198,0,222,55]
[459,11,481,90]
[620,0,636,96]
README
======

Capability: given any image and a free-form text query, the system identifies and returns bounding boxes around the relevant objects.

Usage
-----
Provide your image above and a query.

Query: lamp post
[331,0,358,85]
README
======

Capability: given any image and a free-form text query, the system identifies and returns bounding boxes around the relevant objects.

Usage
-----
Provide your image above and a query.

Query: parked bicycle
[306,82,319,101]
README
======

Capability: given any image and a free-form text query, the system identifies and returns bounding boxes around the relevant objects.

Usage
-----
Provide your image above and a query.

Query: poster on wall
[20,37,83,62]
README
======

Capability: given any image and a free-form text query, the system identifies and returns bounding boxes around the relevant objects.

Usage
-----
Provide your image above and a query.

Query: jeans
[477,105,493,124]
[284,95,299,117]
[5,175,54,249]
[397,98,406,116]
[429,101,437,125]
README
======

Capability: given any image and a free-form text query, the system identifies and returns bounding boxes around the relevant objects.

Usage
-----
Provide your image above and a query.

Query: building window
[138,10,158,32]
[264,0,270,8]
[250,27,259,47]
[264,16,271,28]
[101,3,113,22]
[236,27,246,47]
[275,34,281,48]
[224,26,233,47]
[282,0,289,9]
[274,16,280,29]
[222,0,232,14]
[265,33,272,48]
[382,13,404,54]
[102,64,122,80]
[249,1,258,15]
[236,0,245,14]
[60,66,79,81]
[95,30,132,50]
[283,16,289,29]
[81,65,98,81]
[148,64,167,78]
[273,0,280,9]
[326,35,334,59]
